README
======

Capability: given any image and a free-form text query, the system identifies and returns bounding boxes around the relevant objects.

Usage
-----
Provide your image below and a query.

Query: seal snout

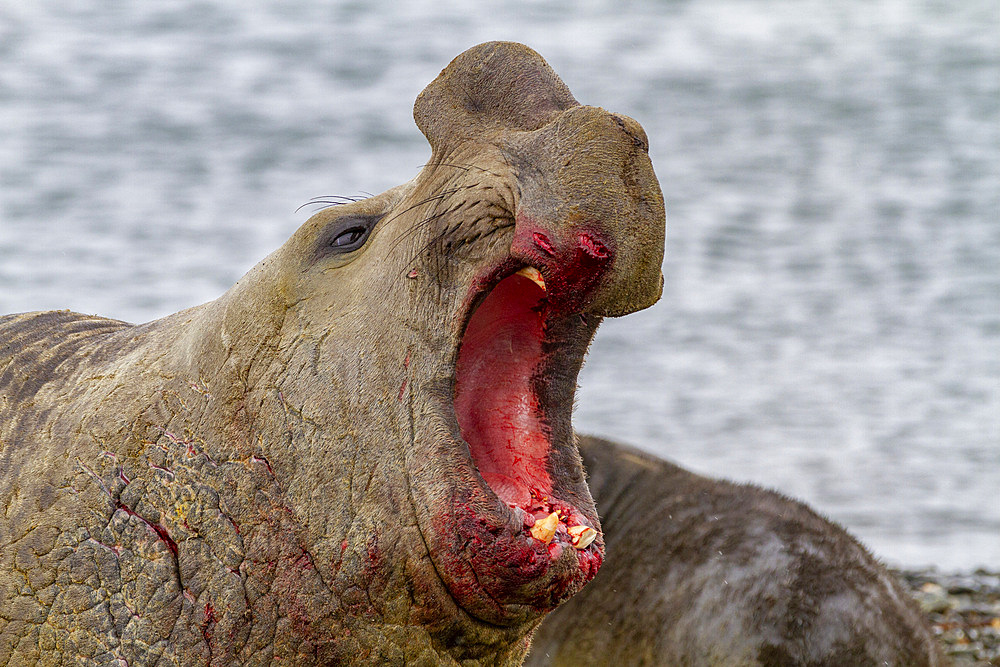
[502,103,666,318]
[414,40,664,318]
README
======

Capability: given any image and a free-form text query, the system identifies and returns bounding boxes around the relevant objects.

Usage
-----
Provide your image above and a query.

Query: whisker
[419,161,506,180]
[378,188,465,254]
[392,209,454,267]
[295,194,369,213]
[408,228,450,277]
[398,212,515,280]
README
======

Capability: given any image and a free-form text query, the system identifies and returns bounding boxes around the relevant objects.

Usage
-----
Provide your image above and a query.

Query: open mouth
[409,237,613,625]
[454,266,599,552]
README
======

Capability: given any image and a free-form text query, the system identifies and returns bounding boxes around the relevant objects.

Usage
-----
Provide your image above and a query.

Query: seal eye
[332,226,368,248]
[316,214,381,259]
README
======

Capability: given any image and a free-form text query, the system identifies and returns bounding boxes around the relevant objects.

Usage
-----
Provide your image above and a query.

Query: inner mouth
[454,267,597,550]
[455,268,549,509]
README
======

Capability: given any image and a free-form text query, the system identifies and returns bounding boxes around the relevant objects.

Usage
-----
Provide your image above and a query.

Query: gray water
[1,0,997,570]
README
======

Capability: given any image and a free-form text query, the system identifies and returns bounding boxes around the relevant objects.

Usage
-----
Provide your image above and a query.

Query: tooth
[568,525,598,549]
[516,266,546,291]
[529,511,559,544]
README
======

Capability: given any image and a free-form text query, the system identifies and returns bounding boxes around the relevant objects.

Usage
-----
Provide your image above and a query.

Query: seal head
[260,40,666,653]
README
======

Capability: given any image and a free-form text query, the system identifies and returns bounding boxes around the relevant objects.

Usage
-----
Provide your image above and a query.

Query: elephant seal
[528,435,947,666]
[0,42,664,665]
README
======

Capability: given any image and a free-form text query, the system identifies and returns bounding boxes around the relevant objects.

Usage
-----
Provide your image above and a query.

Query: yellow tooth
[516,266,546,291]
[529,511,559,544]
[568,525,598,549]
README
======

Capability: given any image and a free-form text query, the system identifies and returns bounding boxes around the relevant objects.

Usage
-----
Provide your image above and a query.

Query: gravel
[897,569,1000,665]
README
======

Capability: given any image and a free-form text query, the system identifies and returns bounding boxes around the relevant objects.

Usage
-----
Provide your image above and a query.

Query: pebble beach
[900,569,1000,665]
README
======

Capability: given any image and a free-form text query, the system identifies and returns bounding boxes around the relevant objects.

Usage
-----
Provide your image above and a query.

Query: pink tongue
[454,273,552,508]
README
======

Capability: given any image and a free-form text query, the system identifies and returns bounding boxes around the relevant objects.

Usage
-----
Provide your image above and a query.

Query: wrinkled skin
[529,436,947,667]
[0,43,664,665]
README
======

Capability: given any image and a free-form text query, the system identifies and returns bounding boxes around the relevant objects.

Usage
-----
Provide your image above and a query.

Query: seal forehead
[413,41,579,154]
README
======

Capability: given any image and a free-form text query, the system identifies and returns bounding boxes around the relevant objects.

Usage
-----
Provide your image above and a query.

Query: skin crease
[528,436,948,667]
[0,43,665,666]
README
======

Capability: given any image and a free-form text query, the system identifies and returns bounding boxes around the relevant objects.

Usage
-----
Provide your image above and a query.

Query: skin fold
[0,42,664,666]
[528,435,947,667]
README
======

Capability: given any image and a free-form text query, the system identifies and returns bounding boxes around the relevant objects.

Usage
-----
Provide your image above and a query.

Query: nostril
[578,234,609,259]
[532,232,556,257]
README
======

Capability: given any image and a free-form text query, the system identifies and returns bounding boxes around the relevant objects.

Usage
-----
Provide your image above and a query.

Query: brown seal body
[528,435,947,666]
[0,43,664,665]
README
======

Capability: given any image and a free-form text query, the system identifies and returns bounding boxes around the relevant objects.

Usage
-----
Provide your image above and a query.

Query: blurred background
[1,1,997,570]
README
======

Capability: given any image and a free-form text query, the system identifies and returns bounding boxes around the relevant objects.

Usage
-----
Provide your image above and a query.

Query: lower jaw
[399,387,605,626]
[428,482,604,624]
